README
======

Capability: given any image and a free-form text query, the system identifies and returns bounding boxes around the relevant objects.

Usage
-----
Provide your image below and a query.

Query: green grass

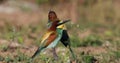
[70,34,103,47]
[0,45,8,52]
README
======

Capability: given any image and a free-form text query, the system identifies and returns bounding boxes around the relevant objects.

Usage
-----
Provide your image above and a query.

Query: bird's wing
[40,31,53,43]
[40,31,58,47]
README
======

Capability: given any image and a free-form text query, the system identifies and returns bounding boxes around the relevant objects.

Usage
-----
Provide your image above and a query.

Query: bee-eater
[31,20,70,60]
[48,11,76,60]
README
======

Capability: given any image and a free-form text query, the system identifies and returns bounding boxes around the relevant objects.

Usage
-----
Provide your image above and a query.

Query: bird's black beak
[57,19,70,26]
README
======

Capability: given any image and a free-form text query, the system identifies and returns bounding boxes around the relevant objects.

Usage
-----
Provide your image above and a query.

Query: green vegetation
[3,52,30,63]
[82,55,96,63]
[80,35,103,47]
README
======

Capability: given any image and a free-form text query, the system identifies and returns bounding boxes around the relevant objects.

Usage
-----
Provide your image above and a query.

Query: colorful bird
[31,20,70,60]
[48,11,76,61]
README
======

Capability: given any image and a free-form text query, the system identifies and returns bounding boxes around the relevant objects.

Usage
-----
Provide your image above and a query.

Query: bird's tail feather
[68,45,76,60]
[31,46,45,59]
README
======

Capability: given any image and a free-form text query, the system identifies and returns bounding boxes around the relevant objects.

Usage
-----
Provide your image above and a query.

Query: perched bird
[48,11,76,60]
[31,20,70,60]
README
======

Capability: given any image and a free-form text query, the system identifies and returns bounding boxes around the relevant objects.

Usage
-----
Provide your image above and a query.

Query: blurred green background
[0,0,120,63]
